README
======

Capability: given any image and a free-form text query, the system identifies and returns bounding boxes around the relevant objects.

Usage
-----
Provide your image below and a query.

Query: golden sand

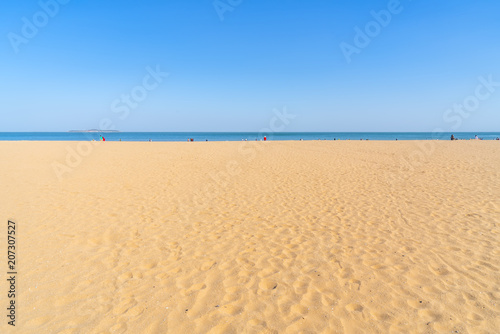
[1,140,499,333]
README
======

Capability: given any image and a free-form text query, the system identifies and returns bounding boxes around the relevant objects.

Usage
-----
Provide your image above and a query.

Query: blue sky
[1,0,499,132]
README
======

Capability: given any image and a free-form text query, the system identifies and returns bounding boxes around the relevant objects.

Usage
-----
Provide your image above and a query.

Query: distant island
[68,129,120,133]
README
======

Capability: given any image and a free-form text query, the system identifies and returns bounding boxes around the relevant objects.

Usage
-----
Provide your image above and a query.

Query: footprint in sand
[236,257,255,268]
[155,272,169,280]
[348,279,361,290]
[207,323,234,333]
[226,286,244,294]
[238,276,251,285]
[247,319,266,327]
[168,267,182,274]
[339,267,354,279]
[407,299,426,309]
[370,263,386,270]
[112,298,137,315]
[418,309,441,322]
[132,271,143,279]
[200,260,217,271]
[258,267,277,278]
[429,265,450,276]
[140,261,158,270]
[126,305,144,317]
[292,280,309,294]
[345,303,363,312]
[117,272,133,283]
[109,322,127,334]
[182,283,207,296]
[370,311,392,321]
[467,312,483,321]
[220,304,243,316]
[259,279,278,290]
[423,286,442,295]
[291,304,309,315]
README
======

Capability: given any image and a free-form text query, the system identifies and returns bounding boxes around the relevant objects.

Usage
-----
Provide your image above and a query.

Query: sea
[0,132,499,142]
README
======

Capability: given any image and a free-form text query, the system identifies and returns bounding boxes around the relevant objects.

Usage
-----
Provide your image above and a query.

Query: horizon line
[1,131,499,133]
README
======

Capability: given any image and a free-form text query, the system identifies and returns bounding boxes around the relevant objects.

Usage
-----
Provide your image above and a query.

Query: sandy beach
[1,140,499,333]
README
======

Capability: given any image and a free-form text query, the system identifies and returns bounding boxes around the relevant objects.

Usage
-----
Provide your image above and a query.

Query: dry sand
[0,140,499,333]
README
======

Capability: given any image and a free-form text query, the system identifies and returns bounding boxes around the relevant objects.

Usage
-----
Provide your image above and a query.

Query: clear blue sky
[1,0,499,132]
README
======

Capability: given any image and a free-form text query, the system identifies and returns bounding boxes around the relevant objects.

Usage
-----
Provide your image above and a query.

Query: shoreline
[1,132,499,143]
[0,138,499,143]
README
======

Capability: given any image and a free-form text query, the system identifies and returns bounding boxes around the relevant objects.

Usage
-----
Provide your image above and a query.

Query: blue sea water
[0,132,499,142]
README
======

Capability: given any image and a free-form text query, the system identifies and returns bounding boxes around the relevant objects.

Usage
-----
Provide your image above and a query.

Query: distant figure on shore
[190,138,194,142]
[149,139,152,142]
[264,136,267,141]
[451,134,455,141]
[497,137,499,140]
[102,137,105,141]
[475,135,479,140]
